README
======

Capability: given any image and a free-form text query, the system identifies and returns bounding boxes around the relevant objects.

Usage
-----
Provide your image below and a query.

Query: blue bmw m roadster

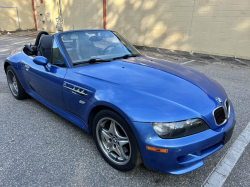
[4,30,235,174]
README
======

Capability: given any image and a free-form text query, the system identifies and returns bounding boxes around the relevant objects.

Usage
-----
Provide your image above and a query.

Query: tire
[93,109,142,171]
[6,66,28,100]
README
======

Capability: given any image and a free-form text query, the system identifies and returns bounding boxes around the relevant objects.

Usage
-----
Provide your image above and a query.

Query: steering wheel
[24,44,33,52]
[102,45,116,55]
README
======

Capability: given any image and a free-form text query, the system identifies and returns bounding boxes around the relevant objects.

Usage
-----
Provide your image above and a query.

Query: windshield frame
[57,30,142,68]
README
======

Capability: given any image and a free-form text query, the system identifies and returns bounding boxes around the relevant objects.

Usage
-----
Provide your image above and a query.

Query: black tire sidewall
[93,109,141,171]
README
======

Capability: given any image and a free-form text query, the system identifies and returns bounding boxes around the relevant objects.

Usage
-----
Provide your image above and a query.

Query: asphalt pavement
[0,33,249,187]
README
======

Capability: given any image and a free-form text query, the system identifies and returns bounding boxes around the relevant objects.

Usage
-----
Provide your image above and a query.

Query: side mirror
[33,56,48,66]
[33,56,50,71]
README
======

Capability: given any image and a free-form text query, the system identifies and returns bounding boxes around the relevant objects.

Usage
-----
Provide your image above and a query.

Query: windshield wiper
[113,54,138,60]
[74,54,138,66]
[74,58,112,65]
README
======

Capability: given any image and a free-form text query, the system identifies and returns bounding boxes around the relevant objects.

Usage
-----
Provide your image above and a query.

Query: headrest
[39,35,53,48]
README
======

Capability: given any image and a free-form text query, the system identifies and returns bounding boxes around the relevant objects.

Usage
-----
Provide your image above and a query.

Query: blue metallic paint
[23,57,67,109]
[71,59,226,130]
[4,30,235,175]
[129,103,235,174]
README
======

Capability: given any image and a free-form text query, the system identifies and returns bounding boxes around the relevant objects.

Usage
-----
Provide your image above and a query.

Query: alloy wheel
[96,117,131,165]
[7,70,18,96]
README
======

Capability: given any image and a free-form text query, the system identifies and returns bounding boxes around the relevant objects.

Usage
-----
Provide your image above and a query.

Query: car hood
[72,56,227,128]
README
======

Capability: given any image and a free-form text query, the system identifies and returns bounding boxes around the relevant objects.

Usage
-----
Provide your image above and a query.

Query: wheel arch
[4,61,11,74]
[87,102,132,135]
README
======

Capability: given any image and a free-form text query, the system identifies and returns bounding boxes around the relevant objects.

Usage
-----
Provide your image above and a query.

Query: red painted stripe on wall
[31,0,37,30]
[103,0,106,29]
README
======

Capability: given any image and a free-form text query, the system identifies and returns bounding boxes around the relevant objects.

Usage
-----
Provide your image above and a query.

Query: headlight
[152,119,209,139]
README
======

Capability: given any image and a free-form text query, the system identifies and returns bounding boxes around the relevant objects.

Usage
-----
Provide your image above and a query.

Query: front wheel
[6,66,28,100]
[93,110,142,171]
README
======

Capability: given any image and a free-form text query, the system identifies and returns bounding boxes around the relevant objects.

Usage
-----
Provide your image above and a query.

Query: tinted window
[51,39,66,67]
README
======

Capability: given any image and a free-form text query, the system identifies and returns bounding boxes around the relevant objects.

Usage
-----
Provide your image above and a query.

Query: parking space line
[157,48,164,54]
[203,122,250,187]
[209,55,221,62]
[0,37,34,40]
[235,59,248,66]
[0,38,29,41]
[181,60,195,65]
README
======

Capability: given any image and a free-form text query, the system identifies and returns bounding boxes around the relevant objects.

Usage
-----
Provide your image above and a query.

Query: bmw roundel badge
[215,97,223,104]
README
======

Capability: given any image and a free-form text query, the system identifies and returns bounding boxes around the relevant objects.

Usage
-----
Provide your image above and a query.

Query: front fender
[89,86,201,123]
[87,100,133,122]
[66,69,200,123]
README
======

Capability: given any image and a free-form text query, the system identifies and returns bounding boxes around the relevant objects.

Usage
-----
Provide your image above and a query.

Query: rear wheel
[93,110,142,171]
[6,66,28,100]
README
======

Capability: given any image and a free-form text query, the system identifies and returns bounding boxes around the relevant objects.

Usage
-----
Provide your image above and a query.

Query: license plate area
[222,121,235,145]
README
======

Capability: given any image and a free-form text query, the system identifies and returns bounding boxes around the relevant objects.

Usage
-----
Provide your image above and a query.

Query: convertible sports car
[4,30,235,175]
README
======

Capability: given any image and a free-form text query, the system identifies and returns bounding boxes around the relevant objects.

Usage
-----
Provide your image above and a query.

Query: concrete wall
[61,0,103,31]
[34,0,103,33]
[107,0,250,60]
[34,0,250,60]
[0,0,35,31]
[33,0,58,32]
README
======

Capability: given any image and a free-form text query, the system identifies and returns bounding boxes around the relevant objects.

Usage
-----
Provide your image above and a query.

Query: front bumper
[128,109,235,175]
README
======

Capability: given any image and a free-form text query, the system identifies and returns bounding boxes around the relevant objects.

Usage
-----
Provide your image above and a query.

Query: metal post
[15,7,21,30]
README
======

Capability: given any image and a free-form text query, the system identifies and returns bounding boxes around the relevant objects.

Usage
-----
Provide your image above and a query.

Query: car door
[23,39,67,109]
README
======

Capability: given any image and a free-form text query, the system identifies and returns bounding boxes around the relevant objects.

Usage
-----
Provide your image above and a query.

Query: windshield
[58,30,141,65]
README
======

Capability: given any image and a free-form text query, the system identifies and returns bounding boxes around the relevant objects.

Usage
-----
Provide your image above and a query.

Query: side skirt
[27,90,90,133]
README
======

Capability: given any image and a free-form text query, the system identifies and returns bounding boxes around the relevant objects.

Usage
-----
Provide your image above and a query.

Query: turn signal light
[146,146,168,153]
